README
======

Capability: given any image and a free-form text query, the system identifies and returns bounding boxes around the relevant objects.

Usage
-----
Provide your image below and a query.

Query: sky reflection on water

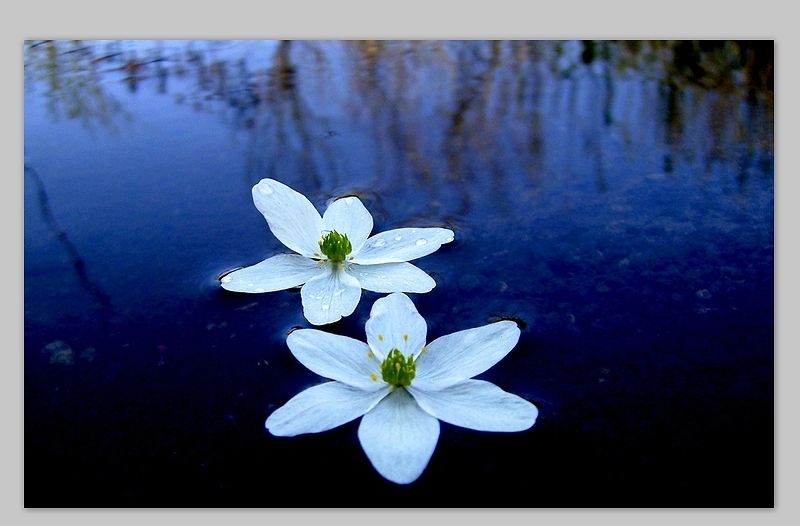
[23,40,773,507]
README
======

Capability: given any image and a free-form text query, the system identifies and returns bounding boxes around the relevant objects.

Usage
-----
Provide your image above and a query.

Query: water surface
[24,40,774,507]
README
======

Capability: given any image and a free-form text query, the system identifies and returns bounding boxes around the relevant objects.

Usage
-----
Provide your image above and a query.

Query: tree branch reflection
[24,40,774,224]
[24,162,113,317]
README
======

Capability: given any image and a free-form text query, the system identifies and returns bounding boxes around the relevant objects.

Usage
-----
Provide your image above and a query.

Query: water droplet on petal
[322,304,330,311]
[258,184,274,195]
[445,236,454,243]
[333,289,344,296]
[394,235,403,241]
[416,239,428,246]
[374,239,387,248]
[221,276,232,283]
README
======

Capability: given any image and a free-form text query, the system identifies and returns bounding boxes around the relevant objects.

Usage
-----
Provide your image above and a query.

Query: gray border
[7,1,793,524]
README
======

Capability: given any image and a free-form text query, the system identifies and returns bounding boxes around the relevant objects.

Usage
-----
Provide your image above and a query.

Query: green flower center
[380,348,416,387]
[318,230,352,263]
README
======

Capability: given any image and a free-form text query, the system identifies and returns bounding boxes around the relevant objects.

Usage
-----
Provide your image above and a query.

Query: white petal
[347,262,436,294]
[357,389,440,485]
[220,254,322,293]
[252,179,324,257]
[353,227,455,264]
[321,197,373,253]
[287,329,385,390]
[409,379,538,432]
[266,381,388,437]
[300,264,362,325]
[414,321,520,389]
[364,292,427,362]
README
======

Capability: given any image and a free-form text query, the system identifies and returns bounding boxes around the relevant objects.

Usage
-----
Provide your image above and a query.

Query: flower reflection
[221,179,454,325]
[266,293,538,484]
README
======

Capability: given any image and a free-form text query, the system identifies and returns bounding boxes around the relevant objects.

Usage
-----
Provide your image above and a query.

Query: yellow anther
[378,334,384,341]
[395,363,401,372]
[403,334,409,341]
[370,373,378,381]
[421,346,427,354]
[367,351,374,359]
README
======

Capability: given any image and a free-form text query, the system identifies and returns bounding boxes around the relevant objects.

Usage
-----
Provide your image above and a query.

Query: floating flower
[265,293,538,484]
[221,179,454,325]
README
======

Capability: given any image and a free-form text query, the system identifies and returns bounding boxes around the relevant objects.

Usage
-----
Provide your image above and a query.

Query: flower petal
[321,197,373,253]
[252,179,324,257]
[300,264,362,325]
[220,254,322,293]
[287,329,385,390]
[414,320,521,389]
[364,292,427,362]
[347,262,436,294]
[357,388,440,484]
[266,381,388,437]
[353,227,455,264]
[409,379,538,432]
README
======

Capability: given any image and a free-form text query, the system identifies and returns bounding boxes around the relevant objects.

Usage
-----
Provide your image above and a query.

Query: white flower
[265,292,538,484]
[221,178,455,325]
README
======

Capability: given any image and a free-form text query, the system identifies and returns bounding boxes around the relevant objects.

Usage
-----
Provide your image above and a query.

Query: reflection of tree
[237,40,332,190]
[299,40,772,222]
[442,40,503,216]
[25,40,774,220]
[24,40,131,134]
[24,161,113,321]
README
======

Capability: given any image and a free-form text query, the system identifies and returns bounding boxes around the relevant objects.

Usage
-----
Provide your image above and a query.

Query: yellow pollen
[421,346,427,354]
[367,351,374,359]
[370,373,378,381]
[378,334,384,341]
[403,334,409,341]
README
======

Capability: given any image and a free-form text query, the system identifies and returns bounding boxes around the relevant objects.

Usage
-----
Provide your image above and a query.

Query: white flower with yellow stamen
[221,179,454,325]
[265,293,538,484]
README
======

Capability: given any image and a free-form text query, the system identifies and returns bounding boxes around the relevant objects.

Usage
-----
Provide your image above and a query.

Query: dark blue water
[24,40,774,507]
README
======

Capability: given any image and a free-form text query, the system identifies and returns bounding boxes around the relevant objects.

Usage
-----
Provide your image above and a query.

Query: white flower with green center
[265,293,538,484]
[221,178,455,325]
